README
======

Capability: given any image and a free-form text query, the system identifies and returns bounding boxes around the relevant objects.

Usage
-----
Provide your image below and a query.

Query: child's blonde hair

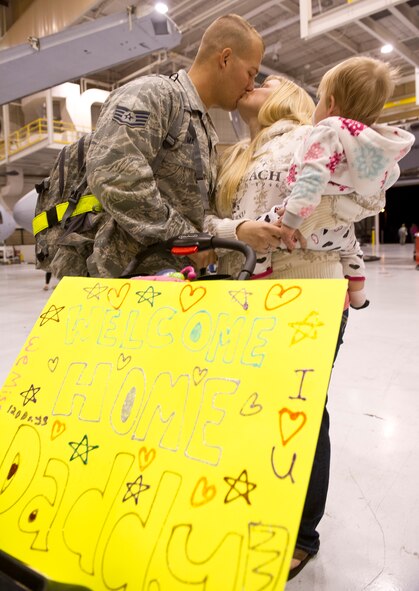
[216,76,315,215]
[318,56,398,126]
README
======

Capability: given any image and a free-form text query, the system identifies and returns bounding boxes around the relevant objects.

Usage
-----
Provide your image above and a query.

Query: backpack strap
[58,146,66,198]
[61,134,89,226]
[33,194,102,236]
[152,73,210,210]
[150,78,186,174]
[185,118,210,210]
[32,134,98,236]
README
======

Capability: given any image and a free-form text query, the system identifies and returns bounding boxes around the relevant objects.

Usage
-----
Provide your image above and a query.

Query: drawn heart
[107,283,131,310]
[138,447,156,471]
[48,357,58,372]
[265,284,302,310]
[179,284,206,312]
[279,408,307,446]
[193,366,208,385]
[240,392,263,416]
[191,476,216,507]
[25,336,40,353]
[51,420,66,440]
[117,353,131,371]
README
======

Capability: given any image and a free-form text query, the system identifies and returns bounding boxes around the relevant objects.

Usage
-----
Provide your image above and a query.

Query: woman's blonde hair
[318,56,398,126]
[216,76,315,215]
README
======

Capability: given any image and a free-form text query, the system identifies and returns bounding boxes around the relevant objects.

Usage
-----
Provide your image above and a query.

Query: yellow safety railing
[0,118,91,160]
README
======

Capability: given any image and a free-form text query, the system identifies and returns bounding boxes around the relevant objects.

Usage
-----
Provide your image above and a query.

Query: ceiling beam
[358,16,419,69]
[181,1,296,56]
[326,30,359,55]
[299,0,407,39]
[388,3,419,36]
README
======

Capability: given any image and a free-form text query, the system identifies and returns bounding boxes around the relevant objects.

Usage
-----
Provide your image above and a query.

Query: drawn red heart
[265,284,302,310]
[138,447,156,471]
[107,283,130,310]
[51,420,66,440]
[279,408,307,445]
[180,284,206,312]
[191,476,216,507]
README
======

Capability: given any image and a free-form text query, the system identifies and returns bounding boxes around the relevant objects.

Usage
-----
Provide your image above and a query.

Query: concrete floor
[0,243,418,590]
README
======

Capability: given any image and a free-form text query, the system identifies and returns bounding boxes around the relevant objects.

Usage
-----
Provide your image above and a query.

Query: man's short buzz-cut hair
[195,14,264,62]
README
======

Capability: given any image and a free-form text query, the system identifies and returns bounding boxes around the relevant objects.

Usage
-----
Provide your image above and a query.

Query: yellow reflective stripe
[32,195,102,236]
[32,211,49,235]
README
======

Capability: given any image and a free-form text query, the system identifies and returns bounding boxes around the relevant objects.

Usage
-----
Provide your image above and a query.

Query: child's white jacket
[282,116,415,229]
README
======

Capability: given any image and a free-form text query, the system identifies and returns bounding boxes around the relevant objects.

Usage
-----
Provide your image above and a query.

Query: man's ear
[219,48,232,69]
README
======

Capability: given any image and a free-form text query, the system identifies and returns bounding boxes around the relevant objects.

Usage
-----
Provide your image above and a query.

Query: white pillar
[2,104,10,160]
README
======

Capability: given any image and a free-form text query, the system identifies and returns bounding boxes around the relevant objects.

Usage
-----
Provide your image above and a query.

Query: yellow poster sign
[0,276,346,590]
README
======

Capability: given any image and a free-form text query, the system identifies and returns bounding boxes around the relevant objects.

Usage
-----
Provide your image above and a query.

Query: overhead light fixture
[155,2,169,14]
[380,44,393,54]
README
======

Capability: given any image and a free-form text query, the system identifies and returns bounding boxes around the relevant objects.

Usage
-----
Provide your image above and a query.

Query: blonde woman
[206,76,313,276]
[205,76,353,284]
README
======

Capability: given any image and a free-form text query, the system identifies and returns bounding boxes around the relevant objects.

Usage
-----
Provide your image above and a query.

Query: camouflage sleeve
[86,76,198,245]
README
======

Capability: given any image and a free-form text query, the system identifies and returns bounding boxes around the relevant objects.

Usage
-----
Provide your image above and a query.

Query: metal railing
[0,118,91,160]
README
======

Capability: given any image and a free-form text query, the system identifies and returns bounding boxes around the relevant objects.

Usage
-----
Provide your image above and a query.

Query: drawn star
[123,475,151,504]
[224,469,257,505]
[68,434,99,465]
[228,288,253,311]
[83,282,108,300]
[39,304,65,326]
[136,286,162,307]
[20,384,40,406]
[289,311,325,345]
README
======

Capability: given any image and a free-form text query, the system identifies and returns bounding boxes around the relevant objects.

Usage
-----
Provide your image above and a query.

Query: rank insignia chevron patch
[112,105,150,128]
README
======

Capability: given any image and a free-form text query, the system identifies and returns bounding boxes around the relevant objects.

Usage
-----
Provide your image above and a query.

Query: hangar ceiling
[2,0,418,124]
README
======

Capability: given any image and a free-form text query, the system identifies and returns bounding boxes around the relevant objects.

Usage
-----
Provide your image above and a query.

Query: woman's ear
[219,48,232,69]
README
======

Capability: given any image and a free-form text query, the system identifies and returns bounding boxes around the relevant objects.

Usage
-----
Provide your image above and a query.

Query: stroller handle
[123,233,257,280]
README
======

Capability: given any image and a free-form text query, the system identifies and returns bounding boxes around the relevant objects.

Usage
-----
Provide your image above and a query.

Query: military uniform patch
[113,105,150,128]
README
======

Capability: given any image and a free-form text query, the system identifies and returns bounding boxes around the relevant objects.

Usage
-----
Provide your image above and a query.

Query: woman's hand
[236,220,282,252]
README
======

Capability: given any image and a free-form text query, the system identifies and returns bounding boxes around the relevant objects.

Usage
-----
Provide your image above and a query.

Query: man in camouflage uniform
[51,14,264,278]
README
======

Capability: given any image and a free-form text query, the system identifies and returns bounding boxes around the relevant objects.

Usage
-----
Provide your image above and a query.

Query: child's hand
[278,223,298,251]
[274,217,307,249]
[294,229,307,249]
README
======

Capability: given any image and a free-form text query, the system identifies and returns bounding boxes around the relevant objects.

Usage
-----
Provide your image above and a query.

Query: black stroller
[122,232,257,281]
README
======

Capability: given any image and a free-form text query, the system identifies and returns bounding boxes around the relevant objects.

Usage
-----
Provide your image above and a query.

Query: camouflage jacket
[51,70,218,278]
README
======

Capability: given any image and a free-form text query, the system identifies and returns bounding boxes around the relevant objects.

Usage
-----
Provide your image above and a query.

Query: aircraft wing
[0,10,181,105]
